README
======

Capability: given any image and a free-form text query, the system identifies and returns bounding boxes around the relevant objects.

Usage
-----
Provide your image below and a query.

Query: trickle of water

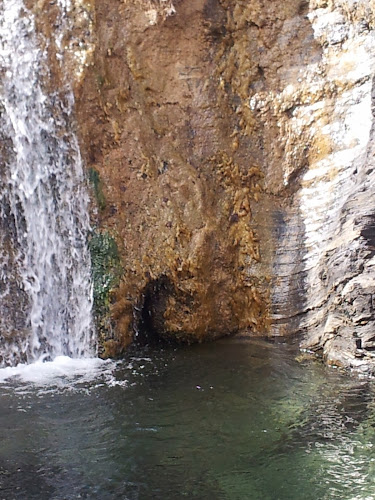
[0,0,95,365]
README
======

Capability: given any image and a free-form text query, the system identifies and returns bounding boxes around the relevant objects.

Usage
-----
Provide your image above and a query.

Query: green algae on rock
[88,230,123,356]
[89,168,107,211]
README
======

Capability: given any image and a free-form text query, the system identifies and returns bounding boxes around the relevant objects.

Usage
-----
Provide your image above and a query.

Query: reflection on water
[1,339,375,499]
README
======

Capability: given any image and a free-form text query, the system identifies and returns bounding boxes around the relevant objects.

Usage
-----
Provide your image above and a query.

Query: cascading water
[0,0,95,366]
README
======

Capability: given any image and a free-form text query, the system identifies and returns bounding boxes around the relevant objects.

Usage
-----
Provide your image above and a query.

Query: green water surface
[1,338,375,499]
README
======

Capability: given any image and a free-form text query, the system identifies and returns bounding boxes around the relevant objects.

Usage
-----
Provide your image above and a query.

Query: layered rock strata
[254,0,375,373]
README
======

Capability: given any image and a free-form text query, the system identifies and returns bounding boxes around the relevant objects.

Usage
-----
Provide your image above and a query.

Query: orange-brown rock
[75,0,274,355]
[74,0,375,376]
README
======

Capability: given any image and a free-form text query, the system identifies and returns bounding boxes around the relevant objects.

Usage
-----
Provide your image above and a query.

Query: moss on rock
[88,229,122,354]
[88,168,106,211]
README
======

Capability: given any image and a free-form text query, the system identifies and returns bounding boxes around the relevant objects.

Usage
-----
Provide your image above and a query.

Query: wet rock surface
[72,0,375,372]
[76,0,272,356]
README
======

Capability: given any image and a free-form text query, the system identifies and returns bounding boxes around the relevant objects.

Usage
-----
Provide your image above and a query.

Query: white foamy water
[0,356,127,391]
[0,0,95,365]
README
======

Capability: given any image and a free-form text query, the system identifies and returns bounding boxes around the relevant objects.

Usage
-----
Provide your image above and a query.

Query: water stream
[0,0,94,365]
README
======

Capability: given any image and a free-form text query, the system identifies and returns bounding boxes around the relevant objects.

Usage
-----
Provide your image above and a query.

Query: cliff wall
[73,0,375,373]
[76,0,272,356]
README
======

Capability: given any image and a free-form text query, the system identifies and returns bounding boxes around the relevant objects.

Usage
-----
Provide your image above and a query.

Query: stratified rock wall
[250,0,375,373]
[298,2,375,373]
[74,0,375,372]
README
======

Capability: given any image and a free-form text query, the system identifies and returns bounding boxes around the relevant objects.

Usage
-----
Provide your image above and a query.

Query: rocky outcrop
[70,0,375,372]
[76,0,272,356]
[251,0,375,374]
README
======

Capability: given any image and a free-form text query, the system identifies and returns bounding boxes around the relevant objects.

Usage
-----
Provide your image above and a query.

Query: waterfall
[0,0,95,365]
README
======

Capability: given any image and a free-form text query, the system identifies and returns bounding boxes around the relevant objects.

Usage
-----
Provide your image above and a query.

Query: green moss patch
[89,230,122,339]
[88,168,106,211]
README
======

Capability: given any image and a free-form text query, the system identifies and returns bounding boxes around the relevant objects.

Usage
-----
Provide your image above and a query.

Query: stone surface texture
[76,0,272,357]
[69,0,375,372]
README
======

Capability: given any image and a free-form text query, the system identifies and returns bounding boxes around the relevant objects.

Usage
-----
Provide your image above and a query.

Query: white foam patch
[0,356,127,391]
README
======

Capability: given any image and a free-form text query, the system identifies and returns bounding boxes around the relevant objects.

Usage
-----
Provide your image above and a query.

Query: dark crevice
[134,276,177,347]
[298,0,310,16]
[360,213,375,248]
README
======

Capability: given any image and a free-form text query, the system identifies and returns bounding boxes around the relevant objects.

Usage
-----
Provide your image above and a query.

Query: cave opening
[134,275,177,347]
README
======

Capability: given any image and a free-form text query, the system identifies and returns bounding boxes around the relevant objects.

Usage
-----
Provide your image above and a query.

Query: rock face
[72,0,375,372]
[256,0,375,374]
[76,0,272,356]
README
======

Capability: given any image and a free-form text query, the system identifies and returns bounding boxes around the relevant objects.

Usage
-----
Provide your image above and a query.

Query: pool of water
[1,338,375,499]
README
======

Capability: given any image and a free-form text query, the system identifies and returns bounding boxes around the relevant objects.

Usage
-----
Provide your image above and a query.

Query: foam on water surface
[0,356,127,391]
